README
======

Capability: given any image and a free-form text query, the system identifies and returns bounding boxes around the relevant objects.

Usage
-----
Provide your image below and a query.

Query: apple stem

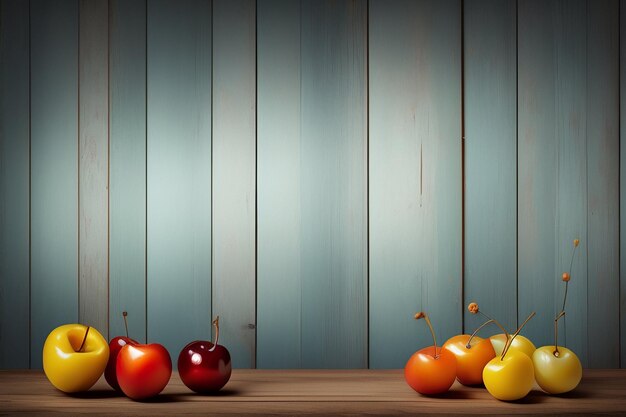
[500,311,535,360]
[466,319,495,349]
[553,311,566,357]
[78,326,90,352]
[414,312,439,359]
[554,240,578,353]
[209,316,220,352]
[477,310,510,340]
[123,311,129,339]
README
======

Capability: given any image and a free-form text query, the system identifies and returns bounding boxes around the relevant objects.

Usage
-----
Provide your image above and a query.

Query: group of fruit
[42,314,231,400]
[405,239,582,401]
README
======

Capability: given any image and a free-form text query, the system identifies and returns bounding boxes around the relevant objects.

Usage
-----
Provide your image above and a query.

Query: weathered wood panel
[518,0,559,351]
[30,0,79,368]
[619,0,626,368]
[552,0,589,365]
[369,0,462,368]
[257,0,301,368]
[463,0,517,333]
[299,0,368,369]
[586,0,619,368]
[109,0,147,342]
[518,0,606,368]
[78,0,108,338]
[147,0,212,356]
[0,0,30,368]
[212,0,256,368]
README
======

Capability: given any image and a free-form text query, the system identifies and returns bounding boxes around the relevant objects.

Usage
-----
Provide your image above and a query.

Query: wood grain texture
[518,0,558,352]
[0,0,30,369]
[621,0,626,369]
[212,0,256,368]
[109,0,147,343]
[2,370,626,415]
[517,0,590,361]
[463,0,517,333]
[586,0,620,368]
[78,0,109,338]
[369,0,462,368]
[30,0,79,369]
[551,0,588,366]
[147,0,212,356]
[300,0,367,369]
[256,0,301,369]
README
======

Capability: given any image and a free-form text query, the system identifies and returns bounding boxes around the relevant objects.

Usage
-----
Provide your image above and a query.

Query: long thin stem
[560,282,569,314]
[78,326,90,352]
[209,316,220,352]
[501,312,535,360]
[466,319,495,349]
[123,311,129,338]
[556,242,578,348]
[423,315,438,358]
[553,311,565,356]
[477,310,510,340]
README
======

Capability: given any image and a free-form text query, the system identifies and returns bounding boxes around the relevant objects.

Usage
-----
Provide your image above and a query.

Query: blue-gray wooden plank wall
[0,0,624,369]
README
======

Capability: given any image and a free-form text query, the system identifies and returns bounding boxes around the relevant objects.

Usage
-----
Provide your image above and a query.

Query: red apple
[117,342,172,400]
[105,311,139,392]
[178,316,231,393]
[105,336,138,391]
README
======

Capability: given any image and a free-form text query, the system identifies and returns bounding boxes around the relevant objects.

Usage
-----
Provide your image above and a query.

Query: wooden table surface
[1,369,626,416]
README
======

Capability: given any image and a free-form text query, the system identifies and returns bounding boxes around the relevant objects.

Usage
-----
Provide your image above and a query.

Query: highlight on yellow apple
[532,238,583,395]
[43,324,109,393]
[483,312,536,401]
[490,333,536,358]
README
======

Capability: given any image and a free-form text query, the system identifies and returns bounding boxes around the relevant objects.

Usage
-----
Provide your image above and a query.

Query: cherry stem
[466,319,495,349]
[209,316,220,352]
[553,311,566,356]
[477,310,510,340]
[78,326,90,352]
[123,311,129,339]
[501,312,535,360]
[416,313,439,359]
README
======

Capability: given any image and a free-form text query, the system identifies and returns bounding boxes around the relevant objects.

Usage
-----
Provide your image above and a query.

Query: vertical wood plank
[518,0,556,349]
[587,0,619,368]
[30,0,79,368]
[109,0,147,342]
[79,0,109,338]
[518,0,589,362]
[147,0,212,356]
[619,0,626,368]
[212,0,256,368]
[0,0,30,368]
[463,0,517,332]
[553,0,588,364]
[257,0,301,368]
[300,0,367,369]
[369,0,462,368]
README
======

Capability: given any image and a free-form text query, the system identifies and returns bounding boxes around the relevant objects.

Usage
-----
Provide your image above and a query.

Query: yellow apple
[43,324,109,393]
[532,346,582,394]
[490,334,536,358]
[483,349,535,401]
